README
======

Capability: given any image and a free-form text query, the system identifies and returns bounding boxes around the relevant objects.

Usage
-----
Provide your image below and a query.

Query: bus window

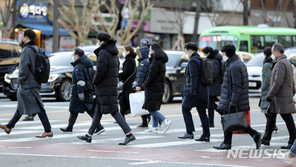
[265,36,278,48]
[239,41,248,52]
[251,35,265,53]
[278,36,293,48]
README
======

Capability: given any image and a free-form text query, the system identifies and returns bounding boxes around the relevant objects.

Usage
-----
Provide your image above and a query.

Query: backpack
[83,66,96,92]
[201,58,213,86]
[28,46,50,83]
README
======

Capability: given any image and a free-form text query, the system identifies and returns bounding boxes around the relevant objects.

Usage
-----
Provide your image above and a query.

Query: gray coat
[260,58,273,113]
[267,54,296,114]
[17,41,44,115]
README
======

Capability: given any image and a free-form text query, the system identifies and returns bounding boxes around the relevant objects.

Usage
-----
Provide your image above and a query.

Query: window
[278,36,292,48]
[251,35,265,53]
[264,35,278,48]
[239,41,248,52]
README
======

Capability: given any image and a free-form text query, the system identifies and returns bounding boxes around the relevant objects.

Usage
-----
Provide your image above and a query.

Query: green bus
[198,26,296,53]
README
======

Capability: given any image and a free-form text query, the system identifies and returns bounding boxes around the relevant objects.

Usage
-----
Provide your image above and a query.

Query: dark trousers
[182,106,210,137]
[88,99,131,135]
[263,113,295,144]
[7,102,51,132]
[207,96,218,124]
[67,104,101,130]
[141,114,151,125]
[224,126,257,145]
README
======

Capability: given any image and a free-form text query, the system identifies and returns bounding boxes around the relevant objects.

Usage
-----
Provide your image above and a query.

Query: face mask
[148,53,152,58]
[271,55,275,60]
[72,56,75,62]
[122,52,126,57]
[185,54,190,59]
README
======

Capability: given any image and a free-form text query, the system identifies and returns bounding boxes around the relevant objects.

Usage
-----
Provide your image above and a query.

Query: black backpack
[201,58,213,86]
[83,66,95,92]
[28,46,50,83]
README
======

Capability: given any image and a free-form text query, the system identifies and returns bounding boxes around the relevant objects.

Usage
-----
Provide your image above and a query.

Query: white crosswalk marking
[0,119,292,151]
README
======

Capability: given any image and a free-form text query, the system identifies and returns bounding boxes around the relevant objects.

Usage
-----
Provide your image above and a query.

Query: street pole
[243,0,249,25]
[53,0,59,53]
[192,0,200,44]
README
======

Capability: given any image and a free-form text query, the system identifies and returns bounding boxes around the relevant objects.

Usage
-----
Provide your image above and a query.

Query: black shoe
[138,124,148,128]
[178,133,194,139]
[77,134,92,143]
[94,126,105,135]
[213,143,231,150]
[22,116,34,121]
[60,128,72,132]
[274,126,278,132]
[209,123,215,128]
[261,138,270,146]
[119,134,136,145]
[195,136,210,142]
[253,132,262,149]
[281,144,293,149]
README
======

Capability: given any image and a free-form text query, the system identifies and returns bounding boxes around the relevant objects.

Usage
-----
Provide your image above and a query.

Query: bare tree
[259,0,291,27]
[0,0,22,38]
[117,0,152,45]
[51,0,101,46]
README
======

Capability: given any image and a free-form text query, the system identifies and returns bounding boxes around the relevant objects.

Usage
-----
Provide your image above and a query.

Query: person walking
[135,38,151,127]
[143,43,171,134]
[60,48,104,134]
[202,47,223,128]
[118,45,137,118]
[178,43,210,141]
[262,43,296,149]
[0,29,52,138]
[77,33,135,145]
[260,47,278,146]
[213,44,262,150]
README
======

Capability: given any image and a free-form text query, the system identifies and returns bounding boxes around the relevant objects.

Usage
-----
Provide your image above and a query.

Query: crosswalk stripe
[129,139,223,148]
[0,125,138,142]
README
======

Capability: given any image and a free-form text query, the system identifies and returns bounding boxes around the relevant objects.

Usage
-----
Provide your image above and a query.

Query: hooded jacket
[93,39,120,114]
[142,52,168,111]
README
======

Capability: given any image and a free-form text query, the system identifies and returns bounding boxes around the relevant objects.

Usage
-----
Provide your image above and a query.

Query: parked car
[0,40,21,92]
[4,52,79,101]
[162,50,188,103]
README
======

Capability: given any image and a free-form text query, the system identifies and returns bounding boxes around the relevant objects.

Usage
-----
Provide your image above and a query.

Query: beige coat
[268,54,296,114]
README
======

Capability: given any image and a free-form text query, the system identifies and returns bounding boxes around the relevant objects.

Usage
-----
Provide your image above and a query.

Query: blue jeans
[289,140,296,157]
[148,110,166,127]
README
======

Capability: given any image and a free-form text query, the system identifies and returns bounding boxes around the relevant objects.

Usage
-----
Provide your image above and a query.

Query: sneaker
[145,127,158,134]
[284,153,295,165]
[94,126,105,135]
[162,119,172,133]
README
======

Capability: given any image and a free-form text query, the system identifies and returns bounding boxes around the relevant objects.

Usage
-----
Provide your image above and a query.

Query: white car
[246,53,265,95]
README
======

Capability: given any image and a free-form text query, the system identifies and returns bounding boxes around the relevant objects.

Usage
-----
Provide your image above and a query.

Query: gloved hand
[266,96,272,102]
[78,93,85,101]
[229,103,237,113]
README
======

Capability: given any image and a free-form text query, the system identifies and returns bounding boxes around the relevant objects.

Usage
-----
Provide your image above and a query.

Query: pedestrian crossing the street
[0,118,292,152]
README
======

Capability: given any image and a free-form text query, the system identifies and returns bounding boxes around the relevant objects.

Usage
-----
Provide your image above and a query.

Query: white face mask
[123,52,126,57]
[148,53,152,58]
[185,54,190,59]
[72,56,75,62]
[271,54,275,60]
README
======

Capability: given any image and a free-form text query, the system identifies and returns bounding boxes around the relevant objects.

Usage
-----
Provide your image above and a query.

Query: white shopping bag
[129,91,149,117]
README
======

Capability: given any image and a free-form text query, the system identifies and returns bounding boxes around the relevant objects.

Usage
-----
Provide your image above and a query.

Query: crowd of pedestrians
[3,29,296,162]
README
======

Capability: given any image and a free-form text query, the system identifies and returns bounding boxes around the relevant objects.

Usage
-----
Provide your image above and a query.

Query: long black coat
[118,52,137,115]
[69,55,94,113]
[142,53,168,111]
[207,51,222,96]
[93,39,119,114]
[182,53,208,108]
[218,55,250,113]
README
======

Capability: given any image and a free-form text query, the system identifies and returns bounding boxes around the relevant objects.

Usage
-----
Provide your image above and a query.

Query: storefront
[15,1,74,52]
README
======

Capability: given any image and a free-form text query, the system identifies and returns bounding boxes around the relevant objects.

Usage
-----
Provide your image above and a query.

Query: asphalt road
[0,93,294,167]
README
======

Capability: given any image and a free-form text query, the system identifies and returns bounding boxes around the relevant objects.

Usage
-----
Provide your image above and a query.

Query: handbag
[129,91,149,116]
[118,60,137,91]
[221,106,248,132]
